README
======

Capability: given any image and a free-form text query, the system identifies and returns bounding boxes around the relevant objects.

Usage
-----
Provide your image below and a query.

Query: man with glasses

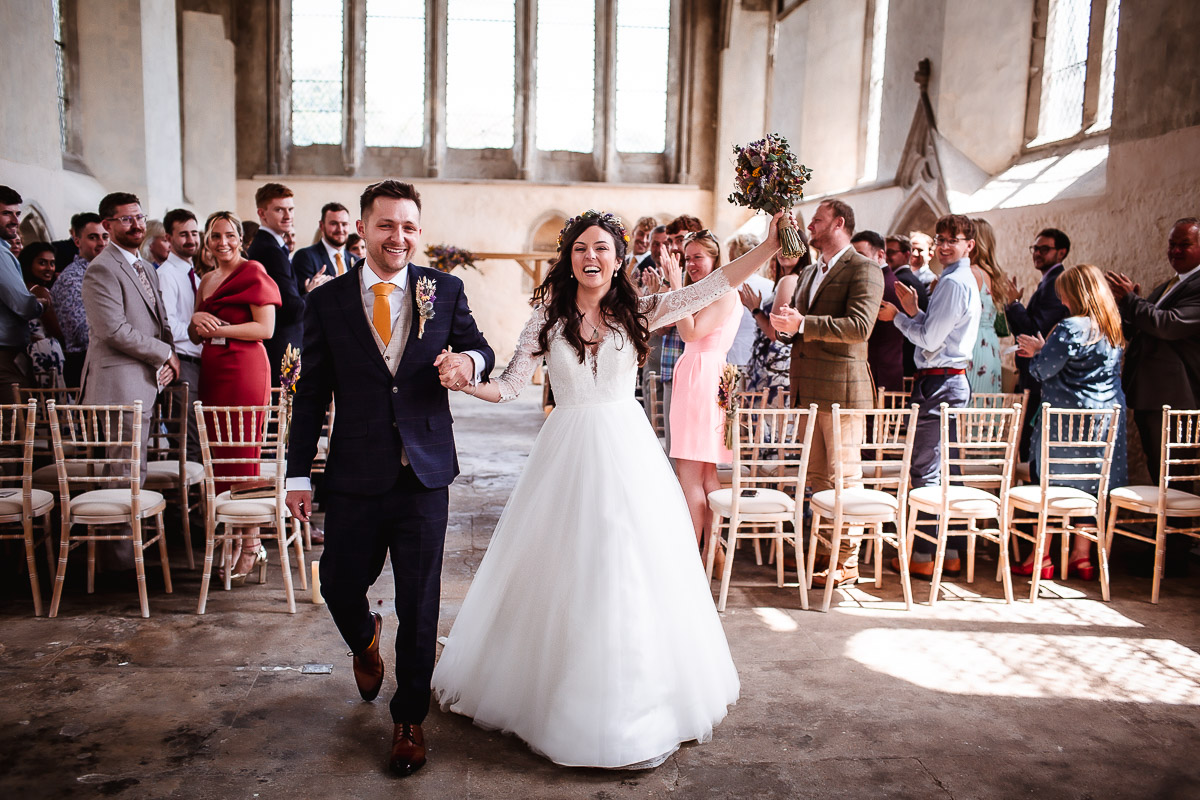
[81,192,178,572]
[1004,227,1070,458]
[885,234,929,379]
[879,214,981,581]
[0,186,49,400]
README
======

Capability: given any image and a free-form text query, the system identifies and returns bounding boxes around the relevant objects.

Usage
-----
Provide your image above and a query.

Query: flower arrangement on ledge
[727,133,812,258]
[425,244,477,273]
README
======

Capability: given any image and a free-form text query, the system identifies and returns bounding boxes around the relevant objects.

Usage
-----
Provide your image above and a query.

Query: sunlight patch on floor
[752,606,799,632]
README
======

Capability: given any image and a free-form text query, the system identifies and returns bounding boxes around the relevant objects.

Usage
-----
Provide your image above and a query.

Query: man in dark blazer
[1004,227,1071,457]
[885,234,929,378]
[286,180,494,778]
[292,201,352,295]
[854,230,905,392]
[248,183,305,385]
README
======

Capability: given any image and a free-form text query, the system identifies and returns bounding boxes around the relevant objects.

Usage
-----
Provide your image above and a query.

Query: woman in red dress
[190,211,282,583]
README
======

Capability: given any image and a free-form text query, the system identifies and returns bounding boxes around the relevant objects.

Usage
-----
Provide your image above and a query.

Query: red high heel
[1012,559,1054,579]
[1068,558,1096,581]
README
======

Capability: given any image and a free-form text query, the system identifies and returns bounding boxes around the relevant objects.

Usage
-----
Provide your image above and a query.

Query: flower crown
[556,210,630,250]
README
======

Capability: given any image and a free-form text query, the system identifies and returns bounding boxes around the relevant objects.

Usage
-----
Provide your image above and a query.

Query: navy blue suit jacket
[248,229,306,384]
[286,263,495,493]
[293,241,350,295]
[1005,263,1069,389]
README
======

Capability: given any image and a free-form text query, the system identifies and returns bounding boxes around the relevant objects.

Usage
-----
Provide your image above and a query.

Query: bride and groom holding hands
[285,179,789,775]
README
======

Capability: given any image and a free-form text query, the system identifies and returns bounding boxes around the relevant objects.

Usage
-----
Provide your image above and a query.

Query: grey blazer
[1121,269,1200,410]
[80,243,174,409]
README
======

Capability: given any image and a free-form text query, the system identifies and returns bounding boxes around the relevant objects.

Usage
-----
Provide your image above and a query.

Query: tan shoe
[352,612,384,701]
[889,557,962,581]
[812,565,859,588]
[389,723,427,777]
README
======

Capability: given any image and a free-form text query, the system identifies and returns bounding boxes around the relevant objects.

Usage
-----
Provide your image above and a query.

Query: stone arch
[20,203,53,245]
[526,211,566,292]
[890,187,943,237]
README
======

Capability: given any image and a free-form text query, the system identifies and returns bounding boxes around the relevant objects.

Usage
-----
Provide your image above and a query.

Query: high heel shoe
[230,545,268,585]
[1067,557,1096,581]
[1012,558,1054,579]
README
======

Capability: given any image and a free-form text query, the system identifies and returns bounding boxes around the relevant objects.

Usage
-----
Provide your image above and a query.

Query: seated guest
[346,232,366,263]
[140,219,170,268]
[853,230,904,392]
[52,211,108,387]
[909,231,937,287]
[725,232,773,371]
[880,214,981,579]
[968,218,1013,394]
[1015,264,1126,580]
[293,202,351,294]
[18,242,66,387]
[0,186,49,398]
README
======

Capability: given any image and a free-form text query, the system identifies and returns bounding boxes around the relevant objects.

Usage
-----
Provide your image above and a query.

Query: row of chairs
[705,396,1200,612]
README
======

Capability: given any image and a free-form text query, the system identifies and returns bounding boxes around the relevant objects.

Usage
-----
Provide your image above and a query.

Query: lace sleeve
[493,306,548,403]
[640,267,734,329]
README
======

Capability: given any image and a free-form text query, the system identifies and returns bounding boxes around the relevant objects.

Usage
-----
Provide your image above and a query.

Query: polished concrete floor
[2,390,1200,799]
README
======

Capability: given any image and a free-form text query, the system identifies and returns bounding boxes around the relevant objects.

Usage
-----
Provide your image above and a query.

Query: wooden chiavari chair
[0,400,54,615]
[145,385,205,569]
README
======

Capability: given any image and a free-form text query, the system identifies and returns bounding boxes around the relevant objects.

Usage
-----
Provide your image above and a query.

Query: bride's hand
[763,210,792,252]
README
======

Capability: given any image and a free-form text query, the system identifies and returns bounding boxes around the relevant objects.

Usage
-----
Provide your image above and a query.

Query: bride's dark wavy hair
[532,213,650,367]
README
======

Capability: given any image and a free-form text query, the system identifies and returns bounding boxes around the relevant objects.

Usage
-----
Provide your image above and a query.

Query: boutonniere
[416,276,437,339]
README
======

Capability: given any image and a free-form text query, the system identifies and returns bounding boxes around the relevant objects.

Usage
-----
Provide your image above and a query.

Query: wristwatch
[751,307,763,317]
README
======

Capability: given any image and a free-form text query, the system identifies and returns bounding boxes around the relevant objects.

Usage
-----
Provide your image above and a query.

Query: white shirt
[113,243,141,267]
[892,257,981,369]
[158,252,201,357]
[808,243,854,306]
[1158,262,1200,306]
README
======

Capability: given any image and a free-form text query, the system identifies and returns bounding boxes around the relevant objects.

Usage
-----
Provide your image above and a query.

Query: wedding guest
[886,234,929,379]
[628,215,657,272]
[0,186,48,398]
[293,201,350,295]
[18,242,65,387]
[656,215,704,453]
[159,208,203,462]
[9,231,22,259]
[854,230,904,392]
[140,219,170,268]
[282,229,297,258]
[1005,227,1070,458]
[190,211,281,583]
[346,232,366,262]
[739,248,808,406]
[53,211,108,386]
[725,232,772,370]
[880,214,981,581]
[249,183,304,387]
[669,230,743,567]
[967,218,1013,394]
[910,231,937,287]
[772,199,884,587]
[1015,264,1127,580]
[639,225,671,424]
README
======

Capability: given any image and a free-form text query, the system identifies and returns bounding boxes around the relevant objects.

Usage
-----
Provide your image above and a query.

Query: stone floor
[2,390,1200,799]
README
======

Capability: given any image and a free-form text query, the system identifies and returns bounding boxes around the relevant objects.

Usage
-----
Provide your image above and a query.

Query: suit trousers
[910,374,971,555]
[802,409,865,569]
[319,465,448,724]
[0,347,29,402]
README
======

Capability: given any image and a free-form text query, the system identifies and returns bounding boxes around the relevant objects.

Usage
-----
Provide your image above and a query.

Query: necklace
[577,307,602,340]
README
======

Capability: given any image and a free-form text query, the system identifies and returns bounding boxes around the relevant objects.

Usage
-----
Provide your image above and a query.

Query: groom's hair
[361,180,422,218]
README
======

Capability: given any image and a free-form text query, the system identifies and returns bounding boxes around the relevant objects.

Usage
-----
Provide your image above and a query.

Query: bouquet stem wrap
[777,214,806,259]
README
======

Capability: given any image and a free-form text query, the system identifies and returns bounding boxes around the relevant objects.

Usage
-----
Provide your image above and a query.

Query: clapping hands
[893,281,919,317]
[1016,332,1046,358]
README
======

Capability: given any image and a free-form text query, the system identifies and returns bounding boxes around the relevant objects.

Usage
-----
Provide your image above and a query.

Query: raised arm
[457,306,546,404]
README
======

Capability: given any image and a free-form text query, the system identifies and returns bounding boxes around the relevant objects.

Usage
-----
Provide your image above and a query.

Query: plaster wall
[139,0,184,217]
[182,11,237,215]
[0,1,62,170]
[1110,0,1200,142]
[875,0,944,181]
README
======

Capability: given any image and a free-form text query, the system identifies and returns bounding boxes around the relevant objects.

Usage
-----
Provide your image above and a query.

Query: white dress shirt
[808,243,854,305]
[322,239,348,276]
[158,252,201,357]
[892,257,981,369]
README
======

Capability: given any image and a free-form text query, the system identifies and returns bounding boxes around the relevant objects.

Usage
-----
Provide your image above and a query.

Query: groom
[285,180,494,777]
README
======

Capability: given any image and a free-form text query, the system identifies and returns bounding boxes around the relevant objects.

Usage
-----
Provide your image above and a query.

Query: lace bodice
[493,268,734,405]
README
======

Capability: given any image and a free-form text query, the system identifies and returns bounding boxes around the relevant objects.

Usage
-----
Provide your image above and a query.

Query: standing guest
[654,215,704,454]
[190,211,281,583]
[248,183,305,387]
[1004,227,1071,458]
[739,247,808,406]
[885,234,929,379]
[282,229,297,258]
[293,202,350,295]
[772,199,884,587]
[853,230,905,393]
[967,218,1013,394]
[9,231,22,259]
[910,231,937,287]
[240,221,260,254]
[158,208,204,462]
[0,187,49,399]
[140,219,170,268]
[639,225,671,424]
[1014,264,1127,580]
[52,212,108,387]
[668,230,743,568]
[880,214,981,580]
[627,215,657,272]
[18,242,66,387]
[52,213,90,270]
[346,232,367,263]
[724,232,772,371]
[83,192,178,571]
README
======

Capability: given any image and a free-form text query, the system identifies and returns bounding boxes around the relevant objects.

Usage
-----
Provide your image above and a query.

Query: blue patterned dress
[969,282,1003,394]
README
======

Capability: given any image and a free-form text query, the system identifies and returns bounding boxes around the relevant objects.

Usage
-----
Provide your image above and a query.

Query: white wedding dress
[431,268,740,769]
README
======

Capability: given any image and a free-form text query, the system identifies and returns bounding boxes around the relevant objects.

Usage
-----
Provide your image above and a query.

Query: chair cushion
[957,462,1005,476]
[69,489,165,517]
[1110,485,1200,515]
[144,460,204,488]
[1008,484,1097,514]
[0,488,54,517]
[33,461,89,488]
[259,462,279,478]
[707,487,794,515]
[909,485,1000,516]
[715,464,751,485]
[213,490,289,518]
[811,488,899,517]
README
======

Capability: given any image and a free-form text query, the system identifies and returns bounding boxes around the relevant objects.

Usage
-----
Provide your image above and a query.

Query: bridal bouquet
[727,133,812,258]
[425,244,477,273]
[716,363,742,451]
[279,344,302,444]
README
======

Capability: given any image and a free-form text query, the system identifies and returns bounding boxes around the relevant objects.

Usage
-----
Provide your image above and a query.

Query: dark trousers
[910,373,971,555]
[1018,383,1042,462]
[1134,409,1164,484]
[319,466,448,724]
[173,358,203,464]
[64,351,85,390]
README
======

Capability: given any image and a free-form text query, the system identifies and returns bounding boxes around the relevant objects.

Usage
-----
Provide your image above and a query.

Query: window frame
[53,0,88,174]
[277,0,682,183]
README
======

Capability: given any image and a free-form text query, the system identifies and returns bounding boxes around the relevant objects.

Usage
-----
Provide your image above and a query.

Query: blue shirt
[0,240,43,348]
[892,257,980,370]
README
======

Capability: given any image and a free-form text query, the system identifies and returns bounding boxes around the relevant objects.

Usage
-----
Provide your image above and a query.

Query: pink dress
[669,296,743,463]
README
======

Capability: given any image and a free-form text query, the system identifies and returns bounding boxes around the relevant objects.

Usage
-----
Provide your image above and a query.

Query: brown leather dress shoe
[812,565,859,588]
[352,612,384,701]
[389,723,427,777]
[889,556,962,581]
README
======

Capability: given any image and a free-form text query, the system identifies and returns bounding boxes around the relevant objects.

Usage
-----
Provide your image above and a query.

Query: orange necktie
[371,283,395,343]
[335,251,345,276]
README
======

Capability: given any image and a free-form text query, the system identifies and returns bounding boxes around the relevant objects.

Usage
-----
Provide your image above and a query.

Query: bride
[431,209,786,768]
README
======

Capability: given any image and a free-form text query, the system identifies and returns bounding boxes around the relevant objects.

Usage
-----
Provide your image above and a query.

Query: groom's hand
[435,349,474,391]
[286,490,312,522]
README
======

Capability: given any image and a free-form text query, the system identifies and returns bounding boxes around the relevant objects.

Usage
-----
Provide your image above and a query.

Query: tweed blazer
[79,243,173,410]
[1120,269,1200,410]
[787,246,885,409]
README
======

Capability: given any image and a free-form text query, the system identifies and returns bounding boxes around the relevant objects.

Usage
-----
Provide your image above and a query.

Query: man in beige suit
[82,192,178,570]
[771,199,884,587]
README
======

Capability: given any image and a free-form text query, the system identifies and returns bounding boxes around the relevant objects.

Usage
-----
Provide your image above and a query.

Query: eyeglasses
[107,214,148,227]
[684,229,718,244]
[1028,245,1055,254]
[934,236,968,246]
